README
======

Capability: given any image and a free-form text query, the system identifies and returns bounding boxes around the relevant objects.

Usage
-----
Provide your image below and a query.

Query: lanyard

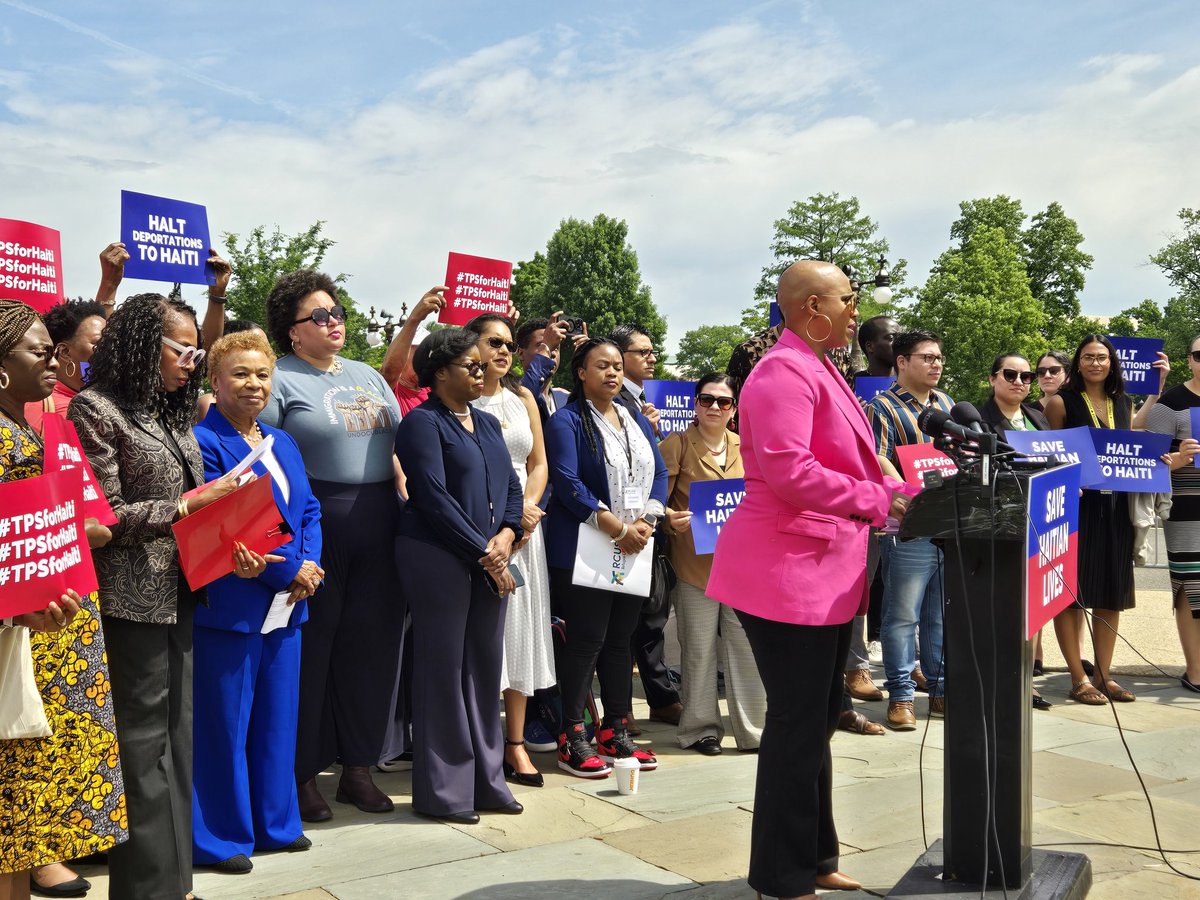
[1082,394,1114,429]
[590,403,634,475]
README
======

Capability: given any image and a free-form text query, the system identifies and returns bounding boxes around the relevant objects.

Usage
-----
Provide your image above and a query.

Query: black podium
[887,474,1091,899]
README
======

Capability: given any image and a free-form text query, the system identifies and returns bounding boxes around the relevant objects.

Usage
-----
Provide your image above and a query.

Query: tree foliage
[509,214,666,384]
[675,325,746,379]
[905,226,1047,403]
[1151,209,1200,295]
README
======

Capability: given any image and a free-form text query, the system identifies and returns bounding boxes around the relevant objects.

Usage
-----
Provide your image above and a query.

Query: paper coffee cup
[613,757,640,795]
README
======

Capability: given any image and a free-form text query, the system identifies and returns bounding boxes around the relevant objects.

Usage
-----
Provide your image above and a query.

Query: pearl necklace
[239,420,264,445]
[449,407,471,418]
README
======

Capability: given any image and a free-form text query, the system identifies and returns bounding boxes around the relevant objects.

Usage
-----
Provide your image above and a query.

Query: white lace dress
[471,388,556,695]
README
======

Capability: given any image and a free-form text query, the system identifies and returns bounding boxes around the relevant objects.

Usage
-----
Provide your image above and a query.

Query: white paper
[572,523,652,597]
[261,590,294,634]
[228,433,275,485]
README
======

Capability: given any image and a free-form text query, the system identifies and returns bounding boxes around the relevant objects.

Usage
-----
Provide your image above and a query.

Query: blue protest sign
[688,478,745,555]
[1107,336,1163,395]
[642,380,696,437]
[769,302,782,328]
[1088,428,1170,492]
[1004,427,1105,487]
[1191,408,1200,467]
[854,376,893,403]
[120,190,212,285]
[1024,463,1081,639]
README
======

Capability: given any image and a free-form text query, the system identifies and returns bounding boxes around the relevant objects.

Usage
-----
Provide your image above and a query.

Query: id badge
[623,485,643,510]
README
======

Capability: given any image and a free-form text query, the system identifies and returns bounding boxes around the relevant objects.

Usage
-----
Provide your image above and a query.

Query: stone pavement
[74,558,1199,898]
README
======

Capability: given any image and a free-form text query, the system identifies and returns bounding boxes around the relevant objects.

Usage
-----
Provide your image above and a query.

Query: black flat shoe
[209,854,252,874]
[30,875,90,898]
[1032,694,1053,711]
[416,809,480,825]
[487,800,524,815]
[280,835,312,852]
[1181,674,1200,693]
[1033,659,1044,676]
[1081,658,1095,677]
[686,736,723,756]
[503,762,545,787]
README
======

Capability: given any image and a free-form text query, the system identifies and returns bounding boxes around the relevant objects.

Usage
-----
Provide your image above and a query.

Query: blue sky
[3,0,1199,351]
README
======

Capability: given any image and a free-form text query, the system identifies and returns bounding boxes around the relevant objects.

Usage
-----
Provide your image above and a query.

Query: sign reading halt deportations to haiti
[120,191,213,285]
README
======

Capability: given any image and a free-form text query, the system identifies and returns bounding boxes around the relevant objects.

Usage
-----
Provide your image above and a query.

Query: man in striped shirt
[865,331,954,731]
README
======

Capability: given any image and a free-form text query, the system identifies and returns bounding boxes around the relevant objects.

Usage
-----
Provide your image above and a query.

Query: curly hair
[265,270,340,355]
[41,299,107,346]
[86,292,202,430]
[208,330,276,381]
[0,299,41,360]
[463,314,522,394]
[413,328,479,389]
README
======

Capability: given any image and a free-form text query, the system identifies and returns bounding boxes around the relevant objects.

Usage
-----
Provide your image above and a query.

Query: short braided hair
[0,299,41,360]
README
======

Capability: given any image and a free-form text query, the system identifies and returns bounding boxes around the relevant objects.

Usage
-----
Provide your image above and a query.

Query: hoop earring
[804,314,833,344]
[0,371,9,390]
[64,359,77,379]
[291,340,301,353]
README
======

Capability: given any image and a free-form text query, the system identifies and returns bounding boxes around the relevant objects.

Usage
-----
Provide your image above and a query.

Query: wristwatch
[641,512,661,528]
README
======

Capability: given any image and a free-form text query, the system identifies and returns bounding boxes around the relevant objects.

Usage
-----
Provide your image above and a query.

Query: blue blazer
[395,397,524,566]
[542,400,668,571]
[193,407,323,632]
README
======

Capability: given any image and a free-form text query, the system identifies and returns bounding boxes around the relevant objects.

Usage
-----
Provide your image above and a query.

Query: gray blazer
[68,389,205,624]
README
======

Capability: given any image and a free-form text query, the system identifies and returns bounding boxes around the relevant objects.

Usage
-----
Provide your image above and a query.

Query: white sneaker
[867,640,883,665]
[377,751,413,772]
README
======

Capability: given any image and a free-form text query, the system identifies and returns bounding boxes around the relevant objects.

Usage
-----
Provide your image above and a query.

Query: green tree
[511,214,666,385]
[1150,209,1200,295]
[1024,201,1093,326]
[675,325,745,379]
[221,221,378,364]
[950,195,1026,247]
[906,226,1047,402]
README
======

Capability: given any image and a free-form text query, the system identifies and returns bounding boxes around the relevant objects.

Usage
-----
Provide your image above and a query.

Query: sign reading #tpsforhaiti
[120,190,212,285]
[440,252,513,326]
[0,218,63,313]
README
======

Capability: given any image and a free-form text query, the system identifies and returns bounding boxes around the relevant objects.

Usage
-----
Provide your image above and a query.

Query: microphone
[917,407,975,443]
[950,401,988,434]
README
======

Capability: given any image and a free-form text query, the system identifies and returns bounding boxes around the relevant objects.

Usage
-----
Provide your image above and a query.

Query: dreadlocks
[86,293,203,431]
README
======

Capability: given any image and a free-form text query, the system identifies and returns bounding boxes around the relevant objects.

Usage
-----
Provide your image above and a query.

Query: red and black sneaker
[557,722,612,779]
[595,716,658,771]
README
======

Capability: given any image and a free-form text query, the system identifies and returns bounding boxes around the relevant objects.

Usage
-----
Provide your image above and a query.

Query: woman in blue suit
[192,330,324,873]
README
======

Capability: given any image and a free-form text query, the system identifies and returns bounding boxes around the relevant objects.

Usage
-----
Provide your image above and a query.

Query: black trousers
[550,568,643,724]
[104,601,194,900]
[736,610,851,898]
[632,602,681,710]
[296,480,403,782]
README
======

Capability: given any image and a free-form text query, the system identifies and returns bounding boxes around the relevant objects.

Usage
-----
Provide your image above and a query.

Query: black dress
[1059,389,1135,611]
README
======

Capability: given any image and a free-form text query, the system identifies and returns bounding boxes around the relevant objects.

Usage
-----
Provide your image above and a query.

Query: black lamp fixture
[840,255,893,304]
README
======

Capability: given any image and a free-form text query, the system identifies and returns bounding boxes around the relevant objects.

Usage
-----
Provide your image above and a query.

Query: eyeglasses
[696,393,736,411]
[1035,365,1064,377]
[161,336,206,367]
[904,352,944,366]
[1081,353,1110,365]
[483,336,517,354]
[452,360,489,377]
[998,368,1035,385]
[293,305,346,327]
[623,347,657,359]
[7,345,60,365]
[1190,351,1200,363]
[819,292,859,309]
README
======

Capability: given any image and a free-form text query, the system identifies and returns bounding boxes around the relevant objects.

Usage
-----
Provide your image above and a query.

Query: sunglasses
[161,336,206,367]
[818,292,860,308]
[452,360,489,377]
[623,347,657,359]
[998,368,1035,385]
[483,336,517,354]
[696,393,736,411]
[1035,365,1064,377]
[7,344,61,365]
[293,305,347,327]
[1190,351,1200,363]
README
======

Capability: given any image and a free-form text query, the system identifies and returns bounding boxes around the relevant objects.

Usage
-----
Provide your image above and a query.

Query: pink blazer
[707,328,911,626]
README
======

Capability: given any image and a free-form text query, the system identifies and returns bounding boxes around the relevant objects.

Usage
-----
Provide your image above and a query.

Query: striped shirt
[865,382,955,466]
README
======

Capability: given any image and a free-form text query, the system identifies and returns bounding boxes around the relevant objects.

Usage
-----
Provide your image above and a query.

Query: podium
[886,473,1092,899]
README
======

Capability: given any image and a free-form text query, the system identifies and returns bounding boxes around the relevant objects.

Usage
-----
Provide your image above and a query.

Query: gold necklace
[1082,393,1113,428]
[476,389,510,428]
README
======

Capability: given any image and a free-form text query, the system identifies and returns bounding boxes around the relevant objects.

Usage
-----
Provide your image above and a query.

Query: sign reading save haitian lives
[0,218,63,313]
[642,380,696,437]
[1004,427,1105,487]
[120,190,212,285]
[1087,428,1170,492]
[894,443,958,488]
[1024,463,1081,640]
[440,252,512,325]
[688,478,745,554]
[1107,335,1164,395]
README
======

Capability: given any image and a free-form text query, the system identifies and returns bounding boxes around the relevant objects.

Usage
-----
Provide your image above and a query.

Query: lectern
[886,472,1092,899]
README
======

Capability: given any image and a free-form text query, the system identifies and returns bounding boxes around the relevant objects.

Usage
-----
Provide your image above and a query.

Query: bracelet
[614,523,628,542]
[177,497,190,519]
[207,294,227,304]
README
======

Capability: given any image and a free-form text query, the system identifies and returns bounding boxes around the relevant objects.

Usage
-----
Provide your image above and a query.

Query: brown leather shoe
[912,665,929,693]
[297,777,332,823]
[887,700,916,731]
[929,697,945,718]
[837,709,885,736]
[335,766,394,813]
[648,702,683,726]
[625,714,643,736]
[816,870,863,891]
[845,668,883,701]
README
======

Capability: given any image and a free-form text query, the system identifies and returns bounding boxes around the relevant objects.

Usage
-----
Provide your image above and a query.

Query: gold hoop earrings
[64,359,77,379]
[291,340,301,353]
[0,371,9,390]
[805,314,833,344]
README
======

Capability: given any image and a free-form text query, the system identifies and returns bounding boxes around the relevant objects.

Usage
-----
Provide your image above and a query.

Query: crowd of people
[1,244,1198,900]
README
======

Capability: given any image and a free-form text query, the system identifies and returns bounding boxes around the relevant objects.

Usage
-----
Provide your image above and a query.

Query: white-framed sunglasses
[161,335,206,367]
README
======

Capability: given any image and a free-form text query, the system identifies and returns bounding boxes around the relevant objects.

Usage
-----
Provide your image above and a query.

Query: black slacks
[736,610,852,898]
[296,480,403,782]
[104,601,194,900]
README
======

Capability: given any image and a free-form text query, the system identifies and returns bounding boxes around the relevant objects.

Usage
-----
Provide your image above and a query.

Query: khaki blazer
[660,423,744,591]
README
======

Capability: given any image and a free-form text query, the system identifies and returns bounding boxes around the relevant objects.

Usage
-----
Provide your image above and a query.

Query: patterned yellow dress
[0,414,127,872]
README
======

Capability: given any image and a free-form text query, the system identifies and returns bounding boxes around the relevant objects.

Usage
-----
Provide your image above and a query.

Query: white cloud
[0,21,1195,354]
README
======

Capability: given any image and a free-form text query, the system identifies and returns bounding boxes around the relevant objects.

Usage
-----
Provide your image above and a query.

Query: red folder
[172,474,291,591]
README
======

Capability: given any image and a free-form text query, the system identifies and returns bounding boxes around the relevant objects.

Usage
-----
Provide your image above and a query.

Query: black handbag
[644,534,677,616]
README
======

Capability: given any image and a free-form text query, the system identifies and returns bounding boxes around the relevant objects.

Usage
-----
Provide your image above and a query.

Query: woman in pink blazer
[708,261,912,900]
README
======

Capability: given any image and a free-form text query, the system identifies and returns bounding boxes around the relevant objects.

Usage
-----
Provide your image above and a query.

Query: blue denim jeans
[880,536,944,702]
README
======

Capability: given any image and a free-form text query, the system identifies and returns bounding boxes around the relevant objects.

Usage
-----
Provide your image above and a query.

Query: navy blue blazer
[193,407,323,632]
[395,397,524,566]
[542,399,668,571]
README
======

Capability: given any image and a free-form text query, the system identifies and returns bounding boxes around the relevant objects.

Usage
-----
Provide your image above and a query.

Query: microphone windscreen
[950,401,985,429]
[918,406,951,438]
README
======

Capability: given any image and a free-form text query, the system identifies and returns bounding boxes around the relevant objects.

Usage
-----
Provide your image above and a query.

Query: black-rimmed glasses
[484,336,517,354]
[696,393,736,410]
[452,361,489,377]
[293,305,346,327]
[7,345,61,365]
[1035,365,1064,377]
[623,347,657,359]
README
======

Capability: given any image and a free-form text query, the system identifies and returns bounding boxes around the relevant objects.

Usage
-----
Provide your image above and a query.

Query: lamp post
[837,255,894,375]
[365,304,407,347]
